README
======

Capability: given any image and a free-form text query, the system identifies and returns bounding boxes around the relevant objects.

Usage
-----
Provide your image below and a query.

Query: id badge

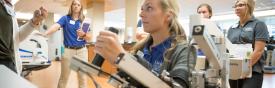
[69,20,75,25]
[244,27,253,31]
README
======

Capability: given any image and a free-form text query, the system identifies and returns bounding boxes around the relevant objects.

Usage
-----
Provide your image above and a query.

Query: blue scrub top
[143,37,172,74]
[57,15,86,47]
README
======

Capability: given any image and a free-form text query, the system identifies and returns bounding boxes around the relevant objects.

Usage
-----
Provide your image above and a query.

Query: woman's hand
[95,31,126,64]
[77,29,86,38]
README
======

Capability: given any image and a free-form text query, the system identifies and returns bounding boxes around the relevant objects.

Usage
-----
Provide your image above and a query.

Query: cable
[186,35,193,88]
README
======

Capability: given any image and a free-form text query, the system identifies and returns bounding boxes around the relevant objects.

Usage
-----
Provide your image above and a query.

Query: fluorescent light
[15,12,33,20]
[212,9,275,21]
[254,9,275,17]
[212,14,238,21]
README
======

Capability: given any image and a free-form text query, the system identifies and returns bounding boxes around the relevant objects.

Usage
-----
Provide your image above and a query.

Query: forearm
[251,41,266,66]
[45,24,60,36]
[17,21,37,42]
[251,49,264,66]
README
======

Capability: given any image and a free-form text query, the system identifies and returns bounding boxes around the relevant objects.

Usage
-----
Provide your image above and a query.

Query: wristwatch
[115,53,125,64]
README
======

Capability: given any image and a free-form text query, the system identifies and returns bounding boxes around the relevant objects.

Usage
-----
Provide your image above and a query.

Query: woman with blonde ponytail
[95,0,196,87]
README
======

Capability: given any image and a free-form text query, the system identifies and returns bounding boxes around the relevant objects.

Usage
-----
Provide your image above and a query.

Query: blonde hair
[236,0,255,15]
[132,0,186,62]
[67,0,85,22]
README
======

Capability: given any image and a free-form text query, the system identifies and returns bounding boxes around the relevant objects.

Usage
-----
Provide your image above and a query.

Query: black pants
[229,72,263,88]
[0,59,16,73]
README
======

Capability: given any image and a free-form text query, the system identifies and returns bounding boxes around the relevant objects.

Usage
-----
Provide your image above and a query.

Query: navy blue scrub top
[143,37,172,74]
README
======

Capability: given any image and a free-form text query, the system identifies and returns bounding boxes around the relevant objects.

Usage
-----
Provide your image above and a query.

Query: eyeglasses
[232,4,247,8]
